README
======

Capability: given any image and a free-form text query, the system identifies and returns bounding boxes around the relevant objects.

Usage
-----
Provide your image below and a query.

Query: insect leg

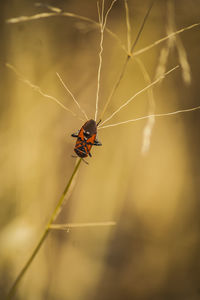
[96,119,101,126]
[71,132,79,138]
[94,139,102,146]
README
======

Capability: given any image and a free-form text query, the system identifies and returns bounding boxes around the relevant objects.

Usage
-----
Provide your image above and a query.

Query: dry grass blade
[141,116,155,154]
[154,0,175,80]
[166,0,191,85]
[6,11,97,25]
[154,47,171,80]
[99,65,179,127]
[50,221,116,230]
[6,63,82,120]
[99,105,200,130]
[56,72,88,120]
[176,38,191,84]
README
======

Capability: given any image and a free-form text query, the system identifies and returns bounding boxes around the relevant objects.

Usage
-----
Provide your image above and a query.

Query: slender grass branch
[99,65,179,126]
[124,1,155,155]
[135,57,155,155]
[95,0,105,121]
[6,9,126,53]
[35,3,63,13]
[50,221,116,230]
[6,11,99,25]
[133,22,200,57]
[99,0,155,121]
[56,72,88,120]
[7,158,82,299]
[98,105,200,129]
[6,63,83,120]
[94,0,117,121]
[124,0,132,53]
[6,7,200,60]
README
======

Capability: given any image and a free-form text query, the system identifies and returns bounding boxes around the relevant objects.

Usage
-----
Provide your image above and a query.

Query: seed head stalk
[99,0,155,121]
[6,6,200,61]
[95,0,117,121]
[7,158,82,299]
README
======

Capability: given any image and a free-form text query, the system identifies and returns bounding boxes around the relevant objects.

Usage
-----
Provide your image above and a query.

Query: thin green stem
[7,158,82,299]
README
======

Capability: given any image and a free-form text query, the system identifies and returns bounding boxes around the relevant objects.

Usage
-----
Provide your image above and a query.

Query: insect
[71,119,102,160]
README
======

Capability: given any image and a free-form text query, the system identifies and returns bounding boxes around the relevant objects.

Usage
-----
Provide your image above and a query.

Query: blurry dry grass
[1,0,200,300]
[50,221,116,230]
[141,0,192,155]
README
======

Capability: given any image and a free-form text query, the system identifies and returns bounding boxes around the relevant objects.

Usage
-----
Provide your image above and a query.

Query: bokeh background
[1,0,200,299]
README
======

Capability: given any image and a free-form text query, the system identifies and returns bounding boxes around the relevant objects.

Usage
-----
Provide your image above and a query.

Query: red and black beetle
[71,119,102,159]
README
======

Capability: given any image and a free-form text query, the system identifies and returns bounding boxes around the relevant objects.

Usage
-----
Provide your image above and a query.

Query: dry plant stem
[6,64,83,120]
[11,13,200,59]
[123,1,155,154]
[135,57,155,154]
[99,0,155,121]
[6,7,200,59]
[35,3,62,13]
[99,105,200,129]
[50,221,116,230]
[95,0,105,121]
[133,22,200,57]
[167,0,191,84]
[99,65,179,126]
[124,0,131,53]
[7,158,82,300]
[6,9,126,53]
[6,11,99,25]
[95,0,117,121]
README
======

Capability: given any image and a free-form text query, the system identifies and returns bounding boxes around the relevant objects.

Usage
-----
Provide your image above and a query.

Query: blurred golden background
[1,0,200,299]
